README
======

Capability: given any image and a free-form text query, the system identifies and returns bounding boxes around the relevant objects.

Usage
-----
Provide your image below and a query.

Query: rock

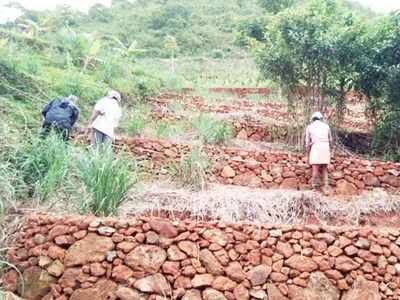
[266,283,288,300]
[247,265,271,286]
[95,279,118,299]
[70,288,102,300]
[97,226,116,236]
[182,289,202,300]
[60,268,81,288]
[233,284,249,300]
[285,255,318,273]
[134,274,171,296]
[149,218,178,238]
[237,129,248,140]
[64,233,114,267]
[250,289,267,299]
[336,180,358,195]
[20,266,56,300]
[226,261,246,282]
[212,276,237,291]
[115,286,144,300]
[363,174,380,186]
[90,263,106,276]
[33,234,46,245]
[199,249,225,275]
[112,265,134,282]
[380,174,400,187]
[192,274,214,288]
[117,241,137,253]
[168,245,187,261]
[276,242,293,258]
[178,241,199,257]
[335,256,360,272]
[280,178,299,190]
[222,166,236,178]
[203,288,227,300]
[48,225,70,241]
[341,277,381,300]
[2,270,18,292]
[46,259,64,277]
[300,272,340,300]
[125,245,167,274]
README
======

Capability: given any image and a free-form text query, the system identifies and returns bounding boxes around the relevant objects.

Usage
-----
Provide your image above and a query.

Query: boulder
[233,284,249,300]
[70,288,102,300]
[115,286,144,300]
[285,255,318,273]
[134,274,171,296]
[182,289,202,300]
[149,218,178,238]
[335,180,358,196]
[125,245,167,274]
[226,261,246,282]
[199,249,225,275]
[247,265,271,286]
[20,266,56,300]
[203,288,227,300]
[266,283,288,300]
[221,166,236,178]
[299,272,340,300]
[178,241,199,257]
[202,229,229,247]
[341,277,381,300]
[64,233,114,267]
[334,256,360,272]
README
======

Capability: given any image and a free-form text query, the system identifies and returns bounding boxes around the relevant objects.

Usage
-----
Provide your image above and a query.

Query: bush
[77,146,136,216]
[133,74,162,101]
[17,134,71,201]
[173,146,210,191]
[192,114,233,145]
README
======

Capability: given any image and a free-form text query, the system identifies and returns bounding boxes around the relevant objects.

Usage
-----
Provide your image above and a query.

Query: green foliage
[174,146,210,191]
[127,103,151,136]
[192,114,233,145]
[258,0,295,13]
[77,146,136,216]
[154,120,188,139]
[17,134,71,201]
[256,0,367,117]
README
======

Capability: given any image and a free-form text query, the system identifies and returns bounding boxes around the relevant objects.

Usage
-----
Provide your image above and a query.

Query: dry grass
[121,182,400,226]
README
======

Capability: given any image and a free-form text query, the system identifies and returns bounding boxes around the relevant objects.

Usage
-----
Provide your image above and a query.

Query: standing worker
[41,95,79,141]
[305,111,333,195]
[87,90,122,149]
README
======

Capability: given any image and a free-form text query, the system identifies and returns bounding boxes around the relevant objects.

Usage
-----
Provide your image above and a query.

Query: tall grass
[192,114,233,145]
[17,134,71,202]
[77,146,136,216]
[126,103,151,136]
[172,146,210,191]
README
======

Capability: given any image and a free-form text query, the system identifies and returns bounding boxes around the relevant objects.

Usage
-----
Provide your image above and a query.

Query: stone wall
[113,137,400,195]
[3,214,400,299]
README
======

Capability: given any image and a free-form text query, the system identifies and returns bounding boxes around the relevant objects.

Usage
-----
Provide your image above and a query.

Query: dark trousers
[41,123,70,141]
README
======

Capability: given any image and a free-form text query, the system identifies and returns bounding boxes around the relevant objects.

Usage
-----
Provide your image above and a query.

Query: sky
[0,0,399,23]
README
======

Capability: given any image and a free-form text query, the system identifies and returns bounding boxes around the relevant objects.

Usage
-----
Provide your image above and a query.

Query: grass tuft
[77,146,136,216]
[192,113,233,145]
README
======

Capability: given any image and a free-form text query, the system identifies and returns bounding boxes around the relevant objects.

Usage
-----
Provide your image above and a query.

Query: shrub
[154,120,188,139]
[133,74,162,101]
[192,114,233,145]
[77,146,136,216]
[17,134,71,201]
[172,146,210,191]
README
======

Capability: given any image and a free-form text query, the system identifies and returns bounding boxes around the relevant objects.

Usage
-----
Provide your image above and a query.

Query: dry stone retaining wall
[3,214,400,299]
[114,137,400,195]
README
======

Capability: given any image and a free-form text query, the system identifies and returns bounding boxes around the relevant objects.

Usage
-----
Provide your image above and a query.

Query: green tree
[256,0,365,119]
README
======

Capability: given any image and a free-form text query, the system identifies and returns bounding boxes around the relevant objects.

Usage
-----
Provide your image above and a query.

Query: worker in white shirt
[87,90,122,149]
[305,112,333,195]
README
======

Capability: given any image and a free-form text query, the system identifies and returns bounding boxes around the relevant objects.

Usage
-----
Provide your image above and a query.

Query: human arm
[41,100,55,119]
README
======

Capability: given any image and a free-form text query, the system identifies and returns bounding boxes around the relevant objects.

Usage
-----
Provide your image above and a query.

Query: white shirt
[305,120,331,148]
[91,97,121,138]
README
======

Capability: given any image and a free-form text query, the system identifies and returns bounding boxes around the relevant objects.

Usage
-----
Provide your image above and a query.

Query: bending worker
[87,90,122,149]
[305,111,333,195]
[41,95,79,141]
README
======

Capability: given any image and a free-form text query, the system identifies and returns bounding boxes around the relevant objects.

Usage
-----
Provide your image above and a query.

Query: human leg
[321,164,330,195]
[311,165,320,189]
